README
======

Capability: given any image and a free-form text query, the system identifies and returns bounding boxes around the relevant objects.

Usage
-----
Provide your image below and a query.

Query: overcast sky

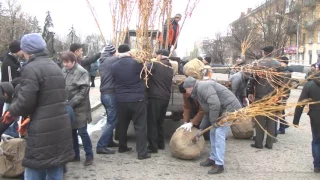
[17,0,264,56]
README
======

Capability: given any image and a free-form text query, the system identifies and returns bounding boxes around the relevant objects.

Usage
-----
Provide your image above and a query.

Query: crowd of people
[0,30,319,180]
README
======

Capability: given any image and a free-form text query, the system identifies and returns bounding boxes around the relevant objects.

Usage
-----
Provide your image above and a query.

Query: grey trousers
[254,115,276,148]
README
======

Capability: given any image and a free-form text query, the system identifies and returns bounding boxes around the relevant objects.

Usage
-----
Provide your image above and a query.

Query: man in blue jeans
[179,76,241,174]
[96,44,119,154]
[293,72,320,173]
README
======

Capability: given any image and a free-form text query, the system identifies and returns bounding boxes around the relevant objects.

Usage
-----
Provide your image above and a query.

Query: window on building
[303,33,306,44]
[310,54,313,65]
[309,33,314,44]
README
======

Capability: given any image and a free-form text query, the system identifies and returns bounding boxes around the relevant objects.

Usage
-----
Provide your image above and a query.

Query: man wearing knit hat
[96,44,119,154]
[178,76,241,174]
[1,33,74,179]
[112,44,150,160]
[1,40,23,82]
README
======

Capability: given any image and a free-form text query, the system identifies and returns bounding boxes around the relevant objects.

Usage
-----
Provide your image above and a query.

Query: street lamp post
[48,27,55,56]
[275,12,300,62]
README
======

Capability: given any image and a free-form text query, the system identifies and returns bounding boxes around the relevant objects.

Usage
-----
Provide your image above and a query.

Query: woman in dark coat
[61,51,93,166]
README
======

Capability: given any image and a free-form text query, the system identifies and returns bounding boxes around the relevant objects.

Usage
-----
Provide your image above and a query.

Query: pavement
[89,77,102,111]
[63,87,320,180]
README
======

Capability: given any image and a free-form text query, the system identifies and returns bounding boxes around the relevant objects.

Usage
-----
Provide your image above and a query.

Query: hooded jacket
[99,52,118,94]
[293,73,320,125]
[185,77,241,123]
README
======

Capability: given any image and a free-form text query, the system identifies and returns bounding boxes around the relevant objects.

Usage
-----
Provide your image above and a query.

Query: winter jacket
[293,73,320,125]
[190,80,242,123]
[8,51,74,169]
[279,66,292,100]
[182,93,204,125]
[147,59,174,101]
[247,57,280,100]
[99,54,118,94]
[112,53,145,102]
[229,72,248,101]
[62,63,92,129]
[89,60,99,77]
[1,53,21,82]
[77,53,101,72]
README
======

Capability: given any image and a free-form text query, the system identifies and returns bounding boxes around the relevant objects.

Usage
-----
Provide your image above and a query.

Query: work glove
[0,147,3,156]
[177,122,193,132]
[1,134,13,142]
[2,111,15,124]
[18,117,30,136]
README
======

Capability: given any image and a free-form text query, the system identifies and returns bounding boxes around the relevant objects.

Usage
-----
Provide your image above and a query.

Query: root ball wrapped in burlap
[230,118,254,139]
[169,127,205,160]
[183,58,205,80]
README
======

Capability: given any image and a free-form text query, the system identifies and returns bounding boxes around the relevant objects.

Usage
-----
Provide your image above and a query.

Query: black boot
[96,147,116,154]
[138,153,151,160]
[314,168,320,173]
[208,165,224,174]
[200,158,215,167]
[118,147,132,153]
[108,141,119,147]
[251,144,263,149]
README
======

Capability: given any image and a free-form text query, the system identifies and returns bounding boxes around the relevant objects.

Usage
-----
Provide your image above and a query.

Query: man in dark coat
[4,33,74,179]
[229,71,250,106]
[147,49,174,153]
[1,40,23,82]
[112,44,150,160]
[61,51,93,166]
[293,72,320,173]
[247,46,281,149]
[96,44,119,154]
[162,13,181,51]
[69,43,101,72]
[277,56,292,135]
[179,76,241,174]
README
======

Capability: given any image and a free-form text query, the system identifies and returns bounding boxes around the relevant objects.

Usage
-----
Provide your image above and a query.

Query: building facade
[231,0,320,65]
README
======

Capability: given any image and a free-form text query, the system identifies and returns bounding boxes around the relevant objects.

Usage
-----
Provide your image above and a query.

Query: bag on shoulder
[0,138,26,178]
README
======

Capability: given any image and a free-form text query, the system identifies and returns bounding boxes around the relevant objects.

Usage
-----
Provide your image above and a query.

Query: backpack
[0,138,26,178]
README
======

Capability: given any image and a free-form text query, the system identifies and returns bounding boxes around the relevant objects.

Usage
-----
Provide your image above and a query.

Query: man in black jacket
[277,56,292,135]
[96,44,119,154]
[70,43,101,72]
[247,46,281,149]
[147,49,174,152]
[3,33,74,179]
[112,44,150,160]
[293,72,320,173]
[1,40,23,82]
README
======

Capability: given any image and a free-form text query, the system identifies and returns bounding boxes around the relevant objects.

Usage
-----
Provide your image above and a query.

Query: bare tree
[0,0,41,56]
[201,32,231,64]
[84,34,104,56]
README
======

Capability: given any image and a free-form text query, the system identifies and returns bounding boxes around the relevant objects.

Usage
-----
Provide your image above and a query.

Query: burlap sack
[231,118,254,139]
[0,138,26,178]
[169,127,205,160]
[183,59,204,79]
[169,60,178,75]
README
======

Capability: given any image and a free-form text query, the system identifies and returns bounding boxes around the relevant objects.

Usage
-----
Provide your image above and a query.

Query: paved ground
[64,87,320,180]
